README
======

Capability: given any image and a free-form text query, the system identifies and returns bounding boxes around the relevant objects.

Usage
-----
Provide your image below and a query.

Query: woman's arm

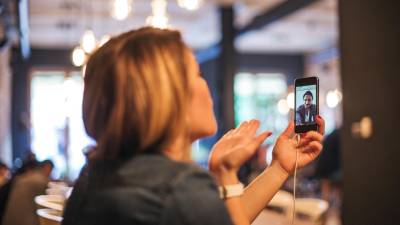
[241,162,288,222]
[209,120,272,225]
[241,117,325,222]
[215,171,250,225]
[210,117,325,223]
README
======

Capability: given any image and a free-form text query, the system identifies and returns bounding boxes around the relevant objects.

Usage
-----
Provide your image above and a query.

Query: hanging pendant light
[81,29,97,54]
[177,0,203,11]
[111,0,132,21]
[72,46,86,67]
[146,0,170,29]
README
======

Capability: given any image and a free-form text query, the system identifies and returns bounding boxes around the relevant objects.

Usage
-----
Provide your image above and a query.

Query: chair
[45,188,64,196]
[34,195,65,211]
[48,181,68,189]
[267,190,293,215]
[37,208,63,225]
[294,198,329,222]
[45,186,73,198]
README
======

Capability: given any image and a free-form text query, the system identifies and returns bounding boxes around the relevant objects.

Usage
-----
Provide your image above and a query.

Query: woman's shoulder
[119,154,213,187]
[90,155,218,213]
[84,154,213,191]
[63,155,230,225]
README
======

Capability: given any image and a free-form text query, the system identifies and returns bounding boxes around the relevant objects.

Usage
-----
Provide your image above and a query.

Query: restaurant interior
[0,0,398,225]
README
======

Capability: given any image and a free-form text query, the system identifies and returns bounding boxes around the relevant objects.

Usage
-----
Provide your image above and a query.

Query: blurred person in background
[0,162,10,187]
[314,128,342,204]
[62,27,325,225]
[0,153,39,223]
[39,160,55,179]
[2,159,54,225]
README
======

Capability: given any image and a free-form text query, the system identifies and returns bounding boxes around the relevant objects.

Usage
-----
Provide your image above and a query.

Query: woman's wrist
[270,160,290,179]
[212,167,239,185]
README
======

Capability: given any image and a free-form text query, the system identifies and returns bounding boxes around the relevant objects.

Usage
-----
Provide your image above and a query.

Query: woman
[62,27,325,225]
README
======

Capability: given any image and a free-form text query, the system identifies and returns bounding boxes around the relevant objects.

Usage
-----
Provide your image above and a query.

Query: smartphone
[294,77,319,133]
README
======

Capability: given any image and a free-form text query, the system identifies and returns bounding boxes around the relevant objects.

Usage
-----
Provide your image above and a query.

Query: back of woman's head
[83,27,189,161]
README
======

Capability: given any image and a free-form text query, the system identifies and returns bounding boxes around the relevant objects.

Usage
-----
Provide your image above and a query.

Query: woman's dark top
[62,154,233,225]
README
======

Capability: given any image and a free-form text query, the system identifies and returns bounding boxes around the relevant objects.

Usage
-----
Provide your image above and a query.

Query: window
[30,70,92,180]
[234,72,289,166]
[234,72,288,143]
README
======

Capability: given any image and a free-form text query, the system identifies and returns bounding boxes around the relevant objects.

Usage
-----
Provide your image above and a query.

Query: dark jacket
[295,104,317,125]
[62,154,233,225]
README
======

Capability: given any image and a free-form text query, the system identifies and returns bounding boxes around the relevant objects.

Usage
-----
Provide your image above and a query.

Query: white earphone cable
[291,134,300,225]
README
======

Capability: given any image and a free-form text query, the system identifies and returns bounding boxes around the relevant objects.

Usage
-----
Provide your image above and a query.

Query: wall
[339,0,400,224]
[0,47,11,165]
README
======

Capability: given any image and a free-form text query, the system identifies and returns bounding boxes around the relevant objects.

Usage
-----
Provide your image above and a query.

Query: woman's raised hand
[271,116,325,175]
[209,120,272,184]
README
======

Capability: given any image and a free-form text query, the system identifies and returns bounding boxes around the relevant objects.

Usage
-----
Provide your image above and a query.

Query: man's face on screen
[303,94,313,108]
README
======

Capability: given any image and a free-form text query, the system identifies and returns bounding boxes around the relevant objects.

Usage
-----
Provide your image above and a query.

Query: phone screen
[295,84,318,126]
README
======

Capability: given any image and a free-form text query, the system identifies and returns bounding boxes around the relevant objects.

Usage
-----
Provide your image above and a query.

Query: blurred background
[0,0,398,225]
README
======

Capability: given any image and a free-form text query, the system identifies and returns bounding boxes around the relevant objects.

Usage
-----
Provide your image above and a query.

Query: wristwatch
[218,183,244,199]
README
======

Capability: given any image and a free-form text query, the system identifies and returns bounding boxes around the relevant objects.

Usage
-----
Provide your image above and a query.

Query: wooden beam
[236,0,320,37]
[218,6,236,133]
[196,0,320,62]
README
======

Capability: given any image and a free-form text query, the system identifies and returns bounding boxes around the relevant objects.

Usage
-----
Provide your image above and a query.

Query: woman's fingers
[298,131,323,147]
[295,141,323,167]
[223,129,235,138]
[229,131,271,165]
[249,131,272,151]
[316,115,325,135]
[301,141,323,155]
[247,120,261,135]
[232,120,262,141]
[231,119,254,136]
[234,121,249,134]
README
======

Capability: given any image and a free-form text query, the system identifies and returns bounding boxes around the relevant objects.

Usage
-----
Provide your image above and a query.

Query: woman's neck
[163,135,192,162]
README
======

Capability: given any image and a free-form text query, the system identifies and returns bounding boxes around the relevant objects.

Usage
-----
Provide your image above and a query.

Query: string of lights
[72,0,203,67]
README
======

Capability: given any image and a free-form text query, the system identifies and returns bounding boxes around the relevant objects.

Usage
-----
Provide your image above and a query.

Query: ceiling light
[72,46,86,67]
[147,0,170,28]
[146,15,169,29]
[177,0,203,11]
[81,30,97,54]
[277,99,290,115]
[326,89,342,108]
[111,0,132,21]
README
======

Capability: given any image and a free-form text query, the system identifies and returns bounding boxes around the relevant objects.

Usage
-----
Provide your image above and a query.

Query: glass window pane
[30,70,91,180]
[234,72,288,145]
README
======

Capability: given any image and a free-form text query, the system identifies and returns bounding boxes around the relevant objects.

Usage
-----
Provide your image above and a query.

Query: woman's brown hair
[83,27,189,160]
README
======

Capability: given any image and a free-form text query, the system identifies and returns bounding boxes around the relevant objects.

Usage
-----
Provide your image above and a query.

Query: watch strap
[218,182,244,199]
